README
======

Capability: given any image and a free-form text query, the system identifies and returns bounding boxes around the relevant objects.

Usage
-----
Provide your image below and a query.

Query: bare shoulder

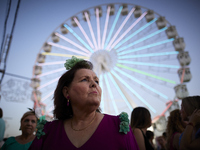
[132,128,144,139]
[132,128,146,150]
[133,128,142,134]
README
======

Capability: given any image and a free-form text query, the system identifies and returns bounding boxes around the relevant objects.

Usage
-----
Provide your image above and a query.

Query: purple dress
[29,114,139,150]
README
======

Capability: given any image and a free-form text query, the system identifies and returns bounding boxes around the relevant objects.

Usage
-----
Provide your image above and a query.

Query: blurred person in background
[1,110,37,150]
[146,130,155,149]
[179,96,200,150]
[130,107,154,150]
[166,109,185,150]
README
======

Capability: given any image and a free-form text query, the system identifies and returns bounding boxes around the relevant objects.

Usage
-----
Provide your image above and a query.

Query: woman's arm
[179,109,200,150]
[132,128,146,150]
[173,133,181,150]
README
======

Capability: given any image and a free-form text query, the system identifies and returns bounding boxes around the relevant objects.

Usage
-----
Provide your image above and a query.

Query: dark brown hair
[130,107,151,129]
[53,60,100,120]
[166,109,185,149]
[146,130,154,140]
[21,110,37,122]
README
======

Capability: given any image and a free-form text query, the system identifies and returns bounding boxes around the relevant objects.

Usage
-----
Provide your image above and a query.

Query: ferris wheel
[31,3,191,124]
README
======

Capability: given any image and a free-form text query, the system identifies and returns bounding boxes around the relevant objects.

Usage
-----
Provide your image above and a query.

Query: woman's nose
[90,80,97,88]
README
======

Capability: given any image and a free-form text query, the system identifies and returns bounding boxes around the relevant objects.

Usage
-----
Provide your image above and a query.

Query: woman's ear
[62,86,69,98]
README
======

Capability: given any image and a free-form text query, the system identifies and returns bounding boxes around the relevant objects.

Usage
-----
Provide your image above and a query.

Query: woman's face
[180,103,188,121]
[64,69,102,111]
[21,115,37,135]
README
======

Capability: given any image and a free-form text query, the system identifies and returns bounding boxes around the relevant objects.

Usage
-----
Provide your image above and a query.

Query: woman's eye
[32,120,36,123]
[95,80,99,84]
[81,78,87,82]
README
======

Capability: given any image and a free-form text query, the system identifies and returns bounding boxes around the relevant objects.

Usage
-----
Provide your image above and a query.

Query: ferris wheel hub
[90,50,118,75]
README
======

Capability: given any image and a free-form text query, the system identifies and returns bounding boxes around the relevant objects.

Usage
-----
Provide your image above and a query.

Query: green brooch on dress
[119,112,130,134]
[36,115,47,139]
[64,56,83,70]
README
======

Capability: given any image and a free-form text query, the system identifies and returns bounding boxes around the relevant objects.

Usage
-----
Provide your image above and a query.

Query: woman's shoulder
[4,137,16,144]
[1,137,17,149]
[36,118,62,139]
[132,128,143,134]
[103,112,130,135]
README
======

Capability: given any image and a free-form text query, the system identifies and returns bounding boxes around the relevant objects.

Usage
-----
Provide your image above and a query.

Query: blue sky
[0,0,200,137]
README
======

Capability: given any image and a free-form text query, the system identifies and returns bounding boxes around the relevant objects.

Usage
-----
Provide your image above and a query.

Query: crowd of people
[0,57,199,150]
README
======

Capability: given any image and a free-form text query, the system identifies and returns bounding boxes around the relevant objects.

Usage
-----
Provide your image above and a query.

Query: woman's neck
[20,133,34,140]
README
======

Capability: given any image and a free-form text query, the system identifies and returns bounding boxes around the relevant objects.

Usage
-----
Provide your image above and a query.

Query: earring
[67,96,70,106]
[67,99,69,106]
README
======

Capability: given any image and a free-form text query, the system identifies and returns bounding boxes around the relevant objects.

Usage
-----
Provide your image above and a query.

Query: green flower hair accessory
[119,112,130,134]
[36,115,47,139]
[64,56,83,70]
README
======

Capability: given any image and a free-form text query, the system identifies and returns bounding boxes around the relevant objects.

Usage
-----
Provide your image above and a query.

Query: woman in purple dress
[29,56,139,150]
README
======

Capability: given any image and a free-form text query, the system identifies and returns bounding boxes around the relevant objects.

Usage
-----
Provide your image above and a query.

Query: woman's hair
[53,60,100,120]
[182,96,200,116]
[146,130,154,140]
[130,107,151,129]
[166,109,185,149]
[21,110,37,123]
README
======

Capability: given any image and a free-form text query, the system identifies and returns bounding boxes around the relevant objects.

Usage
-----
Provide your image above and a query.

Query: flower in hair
[36,115,47,139]
[119,112,130,134]
[64,56,83,70]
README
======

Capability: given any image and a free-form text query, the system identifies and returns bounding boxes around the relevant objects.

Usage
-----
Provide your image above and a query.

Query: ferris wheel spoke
[95,8,101,49]
[107,72,133,110]
[116,64,177,84]
[106,7,135,50]
[47,42,90,56]
[41,52,89,60]
[111,70,156,113]
[63,24,94,53]
[37,77,60,90]
[36,68,65,78]
[101,5,111,49]
[84,12,98,50]
[104,73,119,114]
[54,33,92,54]
[99,74,104,112]
[104,6,123,49]
[73,17,95,49]
[37,61,65,66]
[46,105,54,115]
[117,60,179,69]
[109,11,147,51]
[117,38,175,54]
[116,27,167,52]
[113,18,157,49]
[114,67,168,100]
[118,51,179,58]
[41,90,54,102]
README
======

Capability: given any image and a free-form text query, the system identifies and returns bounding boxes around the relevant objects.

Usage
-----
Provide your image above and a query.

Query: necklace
[71,113,96,131]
